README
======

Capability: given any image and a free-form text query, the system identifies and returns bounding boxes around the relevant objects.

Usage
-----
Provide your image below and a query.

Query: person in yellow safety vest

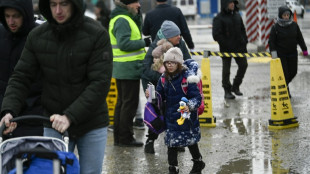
[109,0,151,147]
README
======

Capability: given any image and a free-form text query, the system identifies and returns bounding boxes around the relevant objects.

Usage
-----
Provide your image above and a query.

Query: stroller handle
[0,115,69,139]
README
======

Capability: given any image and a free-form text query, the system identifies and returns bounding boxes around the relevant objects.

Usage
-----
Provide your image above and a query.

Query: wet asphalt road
[101,13,310,174]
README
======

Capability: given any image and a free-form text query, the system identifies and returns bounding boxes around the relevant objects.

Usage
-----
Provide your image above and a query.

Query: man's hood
[220,0,239,13]
[0,0,35,36]
[39,0,85,27]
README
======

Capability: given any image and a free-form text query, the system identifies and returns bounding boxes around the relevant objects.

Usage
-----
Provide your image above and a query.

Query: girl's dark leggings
[168,143,201,166]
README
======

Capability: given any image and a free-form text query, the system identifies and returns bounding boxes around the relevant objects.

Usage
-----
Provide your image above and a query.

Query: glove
[144,37,151,47]
[303,50,308,56]
[271,51,278,58]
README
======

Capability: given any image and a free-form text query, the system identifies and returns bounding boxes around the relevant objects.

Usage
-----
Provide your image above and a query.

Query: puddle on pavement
[211,117,298,174]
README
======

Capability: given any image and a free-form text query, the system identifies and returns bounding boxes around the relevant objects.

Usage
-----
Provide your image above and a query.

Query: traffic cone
[199,57,216,127]
[293,11,297,23]
[268,58,299,129]
[106,78,118,125]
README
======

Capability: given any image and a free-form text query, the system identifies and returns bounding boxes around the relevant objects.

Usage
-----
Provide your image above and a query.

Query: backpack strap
[162,76,188,95]
[161,76,165,87]
[181,77,188,95]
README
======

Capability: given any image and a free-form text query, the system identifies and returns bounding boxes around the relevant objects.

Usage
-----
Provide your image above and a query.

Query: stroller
[0,115,79,174]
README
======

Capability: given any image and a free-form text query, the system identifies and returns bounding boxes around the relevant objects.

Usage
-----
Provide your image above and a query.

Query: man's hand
[0,113,17,135]
[271,51,278,59]
[50,114,71,133]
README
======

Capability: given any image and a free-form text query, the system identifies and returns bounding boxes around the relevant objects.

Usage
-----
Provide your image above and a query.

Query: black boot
[224,89,235,99]
[231,86,243,96]
[144,139,155,154]
[189,157,205,174]
[169,165,179,174]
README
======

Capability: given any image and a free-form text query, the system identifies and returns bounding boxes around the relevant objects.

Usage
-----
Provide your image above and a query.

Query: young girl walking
[146,47,205,174]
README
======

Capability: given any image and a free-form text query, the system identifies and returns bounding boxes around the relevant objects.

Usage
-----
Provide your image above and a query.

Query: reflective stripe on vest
[109,15,146,62]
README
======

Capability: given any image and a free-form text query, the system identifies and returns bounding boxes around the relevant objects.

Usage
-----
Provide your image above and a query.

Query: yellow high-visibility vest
[109,15,146,62]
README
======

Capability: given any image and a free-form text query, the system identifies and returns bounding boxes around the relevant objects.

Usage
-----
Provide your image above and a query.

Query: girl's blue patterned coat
[156,59,202,147]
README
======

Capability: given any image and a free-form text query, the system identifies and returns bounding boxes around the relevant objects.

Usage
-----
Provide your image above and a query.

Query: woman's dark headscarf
[277,5,293,27]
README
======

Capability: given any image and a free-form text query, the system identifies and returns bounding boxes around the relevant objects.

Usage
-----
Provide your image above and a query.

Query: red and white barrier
[246,0,259,42]
[245,0,275,51]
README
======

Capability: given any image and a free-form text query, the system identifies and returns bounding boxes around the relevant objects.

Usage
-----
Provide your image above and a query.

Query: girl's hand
[145,89,149,98]
[184,105,189,113]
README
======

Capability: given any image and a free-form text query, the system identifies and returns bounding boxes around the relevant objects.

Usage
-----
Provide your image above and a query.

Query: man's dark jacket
[142,3,194,49]
[0,0,43,118]
[1,0,113,137]
[212,0,248,53]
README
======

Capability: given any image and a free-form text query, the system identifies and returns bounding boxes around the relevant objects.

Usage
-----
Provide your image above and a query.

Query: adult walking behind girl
[269,5,308,98]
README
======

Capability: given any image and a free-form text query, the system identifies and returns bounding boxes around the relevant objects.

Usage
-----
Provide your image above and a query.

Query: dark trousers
[168,143,201,166]
[114,79,140,144]
[222,57,248,89]
[279,55,298,87]
[147,129,159,140]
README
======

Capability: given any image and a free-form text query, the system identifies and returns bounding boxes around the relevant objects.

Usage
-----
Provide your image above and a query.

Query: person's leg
[286,56,298,85]
[168,147,179,173]
[222,57,235,99]
[135,99,143,120]
[232,57,248,95]
[188,143,201,159]
[133,97,145,130]
[285,55,298,98]
[76,127,108,174]
[222,57,232,88]
[144,129,159,154]
[113,79,123,145]
[118,79,142,146]
[279,56,289,86]
[188,143,205,174]
[279,56,293,97]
